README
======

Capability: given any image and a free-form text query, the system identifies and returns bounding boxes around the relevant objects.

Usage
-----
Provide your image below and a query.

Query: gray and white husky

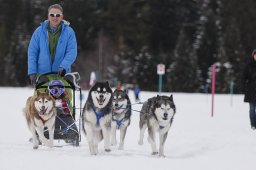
[82,81,113,155]
[111,89,132,150]
[138,95,176,157]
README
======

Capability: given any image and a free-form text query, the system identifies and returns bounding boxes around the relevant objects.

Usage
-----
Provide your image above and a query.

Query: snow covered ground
[0,87,255,170]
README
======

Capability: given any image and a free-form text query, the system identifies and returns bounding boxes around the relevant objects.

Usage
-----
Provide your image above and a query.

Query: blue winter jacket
[28,20,77,75]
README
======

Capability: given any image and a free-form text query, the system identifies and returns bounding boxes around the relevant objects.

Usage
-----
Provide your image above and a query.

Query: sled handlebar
[35,72,81,90]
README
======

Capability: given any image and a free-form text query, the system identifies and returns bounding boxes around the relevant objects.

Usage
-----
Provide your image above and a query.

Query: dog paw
[105,149,111,152]
[112,142,117,146]
[118,145,124,150]
[45,141,54,148]
[48,143,54,148]
[138,140,143,145]
[33,145,39,149]
[151,152,159,155]
[159,154,166,158]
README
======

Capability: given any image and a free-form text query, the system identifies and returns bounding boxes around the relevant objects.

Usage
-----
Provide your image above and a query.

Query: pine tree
[169,28,199,92]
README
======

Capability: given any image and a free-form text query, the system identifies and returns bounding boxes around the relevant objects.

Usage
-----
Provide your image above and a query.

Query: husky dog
[138,95,176,157]
[23,90,56,149]
[110,89,132,150]
[82,81,113,155]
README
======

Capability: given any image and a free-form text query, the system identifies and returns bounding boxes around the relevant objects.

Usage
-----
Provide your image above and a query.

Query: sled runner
[34,72,82,146]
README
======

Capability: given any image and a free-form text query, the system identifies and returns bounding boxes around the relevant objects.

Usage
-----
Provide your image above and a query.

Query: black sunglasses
[49,13,63,18]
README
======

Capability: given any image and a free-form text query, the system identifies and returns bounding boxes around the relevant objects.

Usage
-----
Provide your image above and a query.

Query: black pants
[249,103,256,128]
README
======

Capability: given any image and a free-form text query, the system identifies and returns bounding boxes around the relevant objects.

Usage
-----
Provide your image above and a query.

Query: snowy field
[0,87,255,170]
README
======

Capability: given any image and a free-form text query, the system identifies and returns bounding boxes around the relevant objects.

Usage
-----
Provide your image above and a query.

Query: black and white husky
[111,89,132,150]
[82,81,113,155]
[138,95,176,157]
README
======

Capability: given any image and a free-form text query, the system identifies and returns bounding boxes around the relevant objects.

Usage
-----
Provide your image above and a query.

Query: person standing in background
[133,83,140,102]
[242,49,256,130]
[89,71,97,87]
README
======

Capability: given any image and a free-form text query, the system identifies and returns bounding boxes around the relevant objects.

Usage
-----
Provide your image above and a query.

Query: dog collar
[159,125,165,129]
[159,118,174,130]
[38,115,47,125]
[38,108,55,125]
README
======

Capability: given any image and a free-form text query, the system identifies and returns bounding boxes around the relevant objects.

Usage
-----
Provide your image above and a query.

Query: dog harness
[38,110,55,125]
[112,117,125,128]
[92,106,105,125]
[112,104,129,127]
[38,115,47,125]
[116,119,124,127]
[112,113,125,127]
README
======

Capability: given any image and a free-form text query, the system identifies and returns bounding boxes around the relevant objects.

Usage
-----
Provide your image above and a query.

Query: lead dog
[23,90,56,149]
[111,89,132,150]
[138,95,176,157]
[82,81,113,155]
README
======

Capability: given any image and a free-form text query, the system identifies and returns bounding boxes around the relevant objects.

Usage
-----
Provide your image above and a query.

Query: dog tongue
[114,106,120,112]
[98,98,104,105]
[39,109,46,115]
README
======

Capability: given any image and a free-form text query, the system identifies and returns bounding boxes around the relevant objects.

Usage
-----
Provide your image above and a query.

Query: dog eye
[45,100,48,103]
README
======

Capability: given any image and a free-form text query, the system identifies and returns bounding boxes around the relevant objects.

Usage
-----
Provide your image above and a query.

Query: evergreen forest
[1,0,256,93]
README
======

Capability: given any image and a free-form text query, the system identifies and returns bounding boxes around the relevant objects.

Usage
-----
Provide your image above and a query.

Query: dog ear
[44,88,49,94]
[170,94,173,101]
[36,90,41,96]
[105,81,109,86]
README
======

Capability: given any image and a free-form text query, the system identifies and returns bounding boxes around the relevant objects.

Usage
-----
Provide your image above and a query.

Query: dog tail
[22,107,31,127]
[23,96,33,125]
[22,108,26,119]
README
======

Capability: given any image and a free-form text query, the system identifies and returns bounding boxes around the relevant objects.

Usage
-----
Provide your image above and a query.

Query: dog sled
[34,72,82,146]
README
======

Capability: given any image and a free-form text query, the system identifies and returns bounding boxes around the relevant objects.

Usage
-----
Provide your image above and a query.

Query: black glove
[29,74,37,85]
[58,67,66,77]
